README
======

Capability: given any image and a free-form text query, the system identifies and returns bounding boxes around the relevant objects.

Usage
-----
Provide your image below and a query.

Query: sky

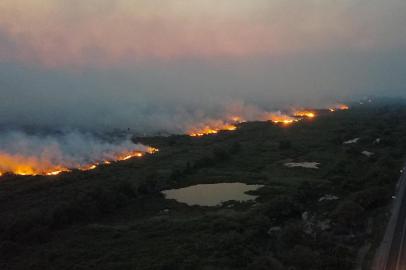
[0,0,406,133]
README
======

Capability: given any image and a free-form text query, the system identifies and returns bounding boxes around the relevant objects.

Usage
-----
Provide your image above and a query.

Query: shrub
[331,200,364,226]
[352,186,390,210]
[137,179,158,195]
[213,147,230,161]
[265,196,302,221]
[285,245,320,270]
[247,255,284,270]
[278,140,292,150]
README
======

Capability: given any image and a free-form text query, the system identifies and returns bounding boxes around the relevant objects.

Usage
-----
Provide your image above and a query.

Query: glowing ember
[293,111,316,118]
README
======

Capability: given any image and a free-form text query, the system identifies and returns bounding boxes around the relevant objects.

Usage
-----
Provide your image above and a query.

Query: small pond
[161,182,264,207]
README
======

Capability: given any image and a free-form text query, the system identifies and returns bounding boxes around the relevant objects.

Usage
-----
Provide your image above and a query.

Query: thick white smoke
[0,130,152,175]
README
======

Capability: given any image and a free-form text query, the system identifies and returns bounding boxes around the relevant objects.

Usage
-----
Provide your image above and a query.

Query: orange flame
[329,104,349,111]
[46,170,67,176]
[293,110,316,118]
[188,122,237,137]
[0,147,159,177]
[80,164,98,171]
[262,112,299,125]
[229,116,245,123]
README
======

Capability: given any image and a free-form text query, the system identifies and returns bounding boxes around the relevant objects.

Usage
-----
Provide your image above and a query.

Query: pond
[161,182,264,207]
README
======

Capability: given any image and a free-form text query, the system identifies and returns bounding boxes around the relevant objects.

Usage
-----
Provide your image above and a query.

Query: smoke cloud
[0,130,151,175]
[0,1,405,137]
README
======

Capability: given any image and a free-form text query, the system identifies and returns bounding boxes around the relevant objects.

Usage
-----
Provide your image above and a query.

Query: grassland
[1,101,406,270]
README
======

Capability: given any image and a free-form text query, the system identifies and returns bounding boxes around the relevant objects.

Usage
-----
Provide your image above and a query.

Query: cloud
[0,0,405,67]
[0,0,405,133]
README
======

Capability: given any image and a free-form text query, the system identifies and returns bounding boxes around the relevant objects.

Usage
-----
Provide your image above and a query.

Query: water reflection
[162,182,263,207]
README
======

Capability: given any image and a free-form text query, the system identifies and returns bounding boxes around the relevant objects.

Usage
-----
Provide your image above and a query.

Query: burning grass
[188,120,238,137]
[261,112,300,125]
[293,110,317,118]
[0,102,349,176]
[0,147,158,177]
[328,104,350,112]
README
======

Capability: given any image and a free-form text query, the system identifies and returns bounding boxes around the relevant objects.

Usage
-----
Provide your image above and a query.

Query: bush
[193,156,215,169]
[278,223,305,249]
[352,186,390,210]
[247,255,284,270]
[278,140,292,150]
[229,142,241,154]
[285,245,320,270]
[331,200,364,226]
[265,196,302,221]
[294,181,328,204]
[137,179,158,195]
[213,147,230,161]
[0,241,22,259]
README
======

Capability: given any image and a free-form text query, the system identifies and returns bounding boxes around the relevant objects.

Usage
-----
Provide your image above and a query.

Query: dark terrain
[1,102,406,270]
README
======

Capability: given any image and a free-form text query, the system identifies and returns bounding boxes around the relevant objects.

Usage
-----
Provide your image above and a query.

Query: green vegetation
[1,102,406,269]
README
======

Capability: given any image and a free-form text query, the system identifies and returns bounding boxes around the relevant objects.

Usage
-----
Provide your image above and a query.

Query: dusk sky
[1,0,406,132]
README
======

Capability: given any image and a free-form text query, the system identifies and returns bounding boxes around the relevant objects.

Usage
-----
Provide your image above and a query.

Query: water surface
[162,182,263,207]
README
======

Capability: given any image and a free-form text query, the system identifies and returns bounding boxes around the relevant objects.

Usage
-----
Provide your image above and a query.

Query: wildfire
[261,112,299,125]
[188,122,237,137]
[119,151,144,160]
[293,111,316,118]
[229,116,245,123]
[80,164,98,171]
[46,170,67,176]
[189,127,219,137]
[0,147,159,177]
[273,118,297,125]
[329,104,349,111]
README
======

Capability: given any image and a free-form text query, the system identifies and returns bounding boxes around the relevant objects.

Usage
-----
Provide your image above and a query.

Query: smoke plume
[0,130,152,175]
